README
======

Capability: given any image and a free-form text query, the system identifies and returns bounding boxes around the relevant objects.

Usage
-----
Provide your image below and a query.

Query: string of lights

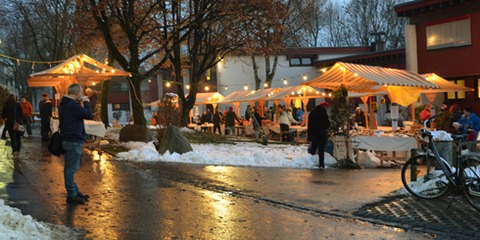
[0,53,66,65]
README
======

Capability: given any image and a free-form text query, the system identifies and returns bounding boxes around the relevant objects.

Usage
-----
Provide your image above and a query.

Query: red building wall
[416,13,480,77]
[409,3,480,113]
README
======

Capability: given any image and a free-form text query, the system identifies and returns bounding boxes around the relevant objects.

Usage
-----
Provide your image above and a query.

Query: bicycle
[401,115,480,211]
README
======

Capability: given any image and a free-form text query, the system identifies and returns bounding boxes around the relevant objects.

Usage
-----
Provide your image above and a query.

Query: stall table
[51,118,107,154]
[351,135,417,163]
[187,123,214,133]
[268,125,307,142]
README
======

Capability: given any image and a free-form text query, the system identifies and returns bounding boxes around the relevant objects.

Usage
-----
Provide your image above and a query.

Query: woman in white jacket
[279,106,297,141]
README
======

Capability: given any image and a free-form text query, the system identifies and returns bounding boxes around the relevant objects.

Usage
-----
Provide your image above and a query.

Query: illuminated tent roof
[237,88,281,102]
[304,62,438,92]
[422,73,473,93]
[194,92,225,104]
[266,86,325,100]
[28,54,130,93]
[221,90,255,103]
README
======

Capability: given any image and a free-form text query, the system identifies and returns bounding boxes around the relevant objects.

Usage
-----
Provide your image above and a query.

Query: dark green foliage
[328,85,355,137]
[0,85,10,125]
[157,93,182,127]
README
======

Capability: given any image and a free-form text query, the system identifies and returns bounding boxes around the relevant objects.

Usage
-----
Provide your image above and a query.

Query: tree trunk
[100,80,110,127]
[129,76,145,125]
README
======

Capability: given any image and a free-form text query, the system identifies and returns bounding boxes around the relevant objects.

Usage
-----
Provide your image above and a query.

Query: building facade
[395,0,480,113]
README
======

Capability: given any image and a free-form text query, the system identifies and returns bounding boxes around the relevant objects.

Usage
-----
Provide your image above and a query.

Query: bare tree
[86,0,282,126]
[322,1,349,47]
[283,0,327,47]
[248,1,287,90]
[344,0,407,48]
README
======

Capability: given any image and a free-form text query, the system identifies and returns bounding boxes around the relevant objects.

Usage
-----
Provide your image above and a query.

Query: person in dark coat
[1,94,23,155]
[352,107,366,127]
[225,107,240,135]
[307,103,330,168]
[60,84,93,204]
[85,88,98,115]
[39,93,53,141]
[212,109,222,134]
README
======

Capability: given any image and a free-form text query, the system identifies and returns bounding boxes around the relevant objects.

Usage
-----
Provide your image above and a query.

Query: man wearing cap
[352,106,366,128]
[39,93,53,141]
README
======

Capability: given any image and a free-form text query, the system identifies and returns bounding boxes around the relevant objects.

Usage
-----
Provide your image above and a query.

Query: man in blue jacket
[59,84,93,204]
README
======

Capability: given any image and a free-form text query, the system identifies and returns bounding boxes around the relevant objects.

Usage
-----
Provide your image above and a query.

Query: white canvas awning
[194,92,225,104]
[237,88,281,102]
[304,62,438,92]
[266,86,325,100]
[422,73,473,93]
[222,90,255,103]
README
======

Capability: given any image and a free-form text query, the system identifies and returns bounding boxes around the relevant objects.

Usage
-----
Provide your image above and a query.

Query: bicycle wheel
[461,158,480,211]
[401,155,451,199]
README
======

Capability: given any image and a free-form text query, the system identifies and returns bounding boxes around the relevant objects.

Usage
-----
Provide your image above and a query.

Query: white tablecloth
[51,119,107,137]
[351,135,417,151]
[269,125,307,134]
[187,123,214,132]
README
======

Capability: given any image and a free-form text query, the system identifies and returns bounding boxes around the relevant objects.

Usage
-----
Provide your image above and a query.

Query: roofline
[395,0,478,17]
[230,46,373,56]
[314,49,405,68]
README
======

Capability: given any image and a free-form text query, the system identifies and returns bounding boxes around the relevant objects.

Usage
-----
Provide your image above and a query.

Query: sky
[0,127,404,238]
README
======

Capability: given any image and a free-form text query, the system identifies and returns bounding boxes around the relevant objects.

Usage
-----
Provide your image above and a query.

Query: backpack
[48,132,64,157]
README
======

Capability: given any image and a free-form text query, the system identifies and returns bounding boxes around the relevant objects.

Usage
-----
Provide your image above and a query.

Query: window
[426,16,471,50]
[447,79,465,100]
[112,103,129,110]
[289,57,313,66]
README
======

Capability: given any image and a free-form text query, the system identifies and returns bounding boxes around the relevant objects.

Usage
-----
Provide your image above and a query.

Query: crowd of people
[0,84,95,204]
[436,100,480,140]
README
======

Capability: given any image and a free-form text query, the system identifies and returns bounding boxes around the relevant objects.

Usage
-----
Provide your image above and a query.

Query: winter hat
[464,106,473,113]
[320,102,329,107]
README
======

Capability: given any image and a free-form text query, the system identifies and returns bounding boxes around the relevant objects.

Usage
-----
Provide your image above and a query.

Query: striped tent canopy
[265,85,325,100]
[237,88,281,102]
[422,73,473,93]
[304,62,438,92]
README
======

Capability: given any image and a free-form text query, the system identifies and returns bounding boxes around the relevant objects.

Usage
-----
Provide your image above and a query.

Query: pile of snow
[0,199,79,239]
[117,141,338,168]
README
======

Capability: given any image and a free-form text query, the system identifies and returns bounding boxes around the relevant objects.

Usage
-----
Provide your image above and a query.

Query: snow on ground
[0,199,80,239]
[117,141,337,168]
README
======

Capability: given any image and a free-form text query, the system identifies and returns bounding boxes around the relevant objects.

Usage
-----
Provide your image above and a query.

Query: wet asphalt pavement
[0,131,478,239]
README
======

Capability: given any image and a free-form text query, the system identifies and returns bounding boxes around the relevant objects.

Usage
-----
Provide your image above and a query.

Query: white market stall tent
[221,90,256,115]
[304,61,438,107]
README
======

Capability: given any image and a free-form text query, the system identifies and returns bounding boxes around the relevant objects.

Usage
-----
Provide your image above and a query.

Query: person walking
[307,102,331,169]
[20,96,33,137]
[39,93,53,141]
[59,84,93,204]
[1,94,24,155]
